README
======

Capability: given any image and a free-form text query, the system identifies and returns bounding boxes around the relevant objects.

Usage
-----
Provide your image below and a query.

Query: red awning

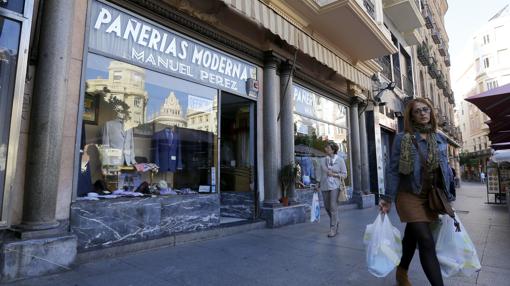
[466,83,510,148]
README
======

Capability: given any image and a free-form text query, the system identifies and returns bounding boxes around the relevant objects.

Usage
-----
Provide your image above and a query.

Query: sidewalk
[5,182,510,286]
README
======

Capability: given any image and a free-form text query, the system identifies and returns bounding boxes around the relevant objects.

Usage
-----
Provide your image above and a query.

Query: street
[6,182,510,286]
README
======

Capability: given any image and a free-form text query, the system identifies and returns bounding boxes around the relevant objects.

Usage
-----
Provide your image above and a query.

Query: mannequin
[102,106,136,166]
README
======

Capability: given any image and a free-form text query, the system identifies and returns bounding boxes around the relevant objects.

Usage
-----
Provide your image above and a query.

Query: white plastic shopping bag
[310,192,320,223]
[436,214,481,277]
[363,213,402,277]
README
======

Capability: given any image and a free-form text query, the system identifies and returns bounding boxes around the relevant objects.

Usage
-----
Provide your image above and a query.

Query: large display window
[77,53,218,198]
[293,84,351,191]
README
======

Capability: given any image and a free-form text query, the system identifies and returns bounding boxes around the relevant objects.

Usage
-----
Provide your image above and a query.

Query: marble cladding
[260,205,306,228]
[70,194,220,251]
[220,192,255,219]
[1,235,77,282]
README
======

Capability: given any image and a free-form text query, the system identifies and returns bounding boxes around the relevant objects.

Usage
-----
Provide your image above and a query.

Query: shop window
[78,53,218,198]
[0,16,21,213]
[292,84,350,190]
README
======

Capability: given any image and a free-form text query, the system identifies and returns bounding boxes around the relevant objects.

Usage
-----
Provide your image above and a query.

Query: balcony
[444,55,451,67]
[383,0,425,33]
[363,0,376,20]
[428,59,438,78]
[436,71,445,89]
[422,3,433,29]
[279,0,398,61]
[431,29,441,44]
[417,43,430,65]
[403,74,414,96]
[438,42,446,56]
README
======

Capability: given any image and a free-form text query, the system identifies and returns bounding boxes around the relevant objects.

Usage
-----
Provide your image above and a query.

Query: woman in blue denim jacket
[379,98,454,286]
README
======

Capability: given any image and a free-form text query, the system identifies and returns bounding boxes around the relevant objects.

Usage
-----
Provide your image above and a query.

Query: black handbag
[411,137,460,232]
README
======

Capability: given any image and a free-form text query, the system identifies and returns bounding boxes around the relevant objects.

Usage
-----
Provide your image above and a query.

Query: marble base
[260,204,306,228]
[220,192,255,219]
[356,193,375,209]
[0,234,77,282]
[70,194,220,250]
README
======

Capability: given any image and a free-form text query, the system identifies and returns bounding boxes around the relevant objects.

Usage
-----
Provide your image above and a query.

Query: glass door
[219,92,256,221]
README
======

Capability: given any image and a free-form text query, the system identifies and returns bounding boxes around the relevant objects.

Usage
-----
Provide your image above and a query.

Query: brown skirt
[396,191,438,223]
[396,168,442,223]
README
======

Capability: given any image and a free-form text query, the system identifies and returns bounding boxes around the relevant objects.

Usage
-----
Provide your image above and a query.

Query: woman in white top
[320,141,348,237]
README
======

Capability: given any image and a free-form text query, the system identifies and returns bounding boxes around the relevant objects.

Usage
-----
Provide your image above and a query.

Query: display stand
[486,161,509,204]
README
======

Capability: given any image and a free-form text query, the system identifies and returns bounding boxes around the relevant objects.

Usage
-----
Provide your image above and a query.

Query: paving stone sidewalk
[5,182,510,286]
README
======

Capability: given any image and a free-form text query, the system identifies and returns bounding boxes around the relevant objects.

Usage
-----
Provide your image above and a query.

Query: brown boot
[396,266,412,286]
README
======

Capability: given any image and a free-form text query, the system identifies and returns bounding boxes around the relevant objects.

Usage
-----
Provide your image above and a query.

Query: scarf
[399,123,439,176]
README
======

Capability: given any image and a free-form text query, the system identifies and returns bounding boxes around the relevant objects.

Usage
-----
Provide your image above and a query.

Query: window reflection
[0,16,21,212]
[293,85,350,190]
[78,53,217,198]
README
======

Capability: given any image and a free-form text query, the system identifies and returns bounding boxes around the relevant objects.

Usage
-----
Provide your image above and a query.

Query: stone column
[263,54,281,206]
[20,0,76,230]
[280,62,296,204]
[350,97,362,197]
[359,110,371,194]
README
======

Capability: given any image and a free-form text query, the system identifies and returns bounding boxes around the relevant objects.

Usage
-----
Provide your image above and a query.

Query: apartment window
[483,57,490,69]
[113,70,122,81]
[483,34,490,45]
[486,80,498,90]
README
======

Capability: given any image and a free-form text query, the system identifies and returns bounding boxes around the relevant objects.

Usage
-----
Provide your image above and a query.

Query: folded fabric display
[156,180,177,195]
[135,181,151,194]
[93,179,111,195]
[85,192,120,199]
[112,189,145,197]
[175,188,197,195]
[133,163,159,173]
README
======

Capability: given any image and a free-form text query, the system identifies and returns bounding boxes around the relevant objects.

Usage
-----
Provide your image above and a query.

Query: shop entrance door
[219,92,256,222]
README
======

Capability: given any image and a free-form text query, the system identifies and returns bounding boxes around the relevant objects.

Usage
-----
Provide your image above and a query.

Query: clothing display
[102,118,136,165]
[152,127,182,172]
[296,156,314,185]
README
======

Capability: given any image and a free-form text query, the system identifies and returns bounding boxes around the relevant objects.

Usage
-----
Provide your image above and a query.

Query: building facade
[0,0,462,281]
[455,5,510,180]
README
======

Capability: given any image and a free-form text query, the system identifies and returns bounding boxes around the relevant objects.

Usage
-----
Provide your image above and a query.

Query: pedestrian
[379,98,455,286]
[319,141,347,238]
[480,171,485,183]
[450,167,457,199]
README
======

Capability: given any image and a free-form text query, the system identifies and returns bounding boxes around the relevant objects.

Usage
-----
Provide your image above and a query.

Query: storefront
[70,0,260,250]
[292,83,352,207]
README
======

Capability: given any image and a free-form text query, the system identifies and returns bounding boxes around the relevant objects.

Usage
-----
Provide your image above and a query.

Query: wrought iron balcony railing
[444,55,451,67]
[428,60,438,78]
[431,30,441,44]
[438,42,446,56]
[422,4,433,29]
[417,43,430,66]
[363,0,376,20]
[394,65,402,90]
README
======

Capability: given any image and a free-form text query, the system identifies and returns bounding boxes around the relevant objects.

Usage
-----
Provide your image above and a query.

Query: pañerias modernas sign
[89,1,257,96]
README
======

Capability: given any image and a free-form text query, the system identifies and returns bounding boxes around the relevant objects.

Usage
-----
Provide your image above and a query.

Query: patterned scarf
[399,123,439,175]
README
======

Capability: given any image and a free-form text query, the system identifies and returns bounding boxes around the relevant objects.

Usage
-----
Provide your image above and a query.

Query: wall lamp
[359,80,395,115]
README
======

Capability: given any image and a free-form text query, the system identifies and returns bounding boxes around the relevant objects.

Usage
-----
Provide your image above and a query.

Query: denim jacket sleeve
[382,133,403,203]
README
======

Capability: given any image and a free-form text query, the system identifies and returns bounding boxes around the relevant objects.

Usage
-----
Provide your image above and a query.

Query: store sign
[89,1,257,96]
[293,84,347,127]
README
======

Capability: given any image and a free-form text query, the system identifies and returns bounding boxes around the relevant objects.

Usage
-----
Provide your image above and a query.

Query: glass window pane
[294,114,351,189]
[0,16,21,214]
[78,53,218,197]
[0,0,24,14]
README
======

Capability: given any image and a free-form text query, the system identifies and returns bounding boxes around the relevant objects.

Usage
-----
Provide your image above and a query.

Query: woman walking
[379,98,455,286]
[320,141,347,237]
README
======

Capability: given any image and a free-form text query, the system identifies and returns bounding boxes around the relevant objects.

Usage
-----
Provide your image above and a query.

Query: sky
[445,0,509,78]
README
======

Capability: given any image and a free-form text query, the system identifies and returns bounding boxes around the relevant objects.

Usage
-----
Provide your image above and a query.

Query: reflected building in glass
[86,61,148,130]
[147,91,187,128]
